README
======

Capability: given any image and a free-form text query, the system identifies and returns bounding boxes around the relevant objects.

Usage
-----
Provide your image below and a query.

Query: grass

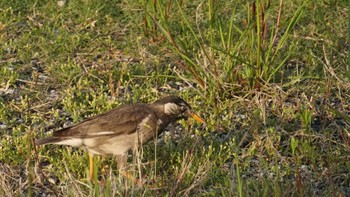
[0,0,349,196]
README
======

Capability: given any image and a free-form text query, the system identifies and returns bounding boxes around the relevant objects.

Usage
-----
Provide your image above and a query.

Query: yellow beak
[190,113,206,124]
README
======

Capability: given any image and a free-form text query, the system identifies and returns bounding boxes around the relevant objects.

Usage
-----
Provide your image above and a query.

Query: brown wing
[36,104,154,145]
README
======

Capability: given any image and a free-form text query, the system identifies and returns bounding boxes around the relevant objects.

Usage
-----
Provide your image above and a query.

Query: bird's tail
[35,137,63,146]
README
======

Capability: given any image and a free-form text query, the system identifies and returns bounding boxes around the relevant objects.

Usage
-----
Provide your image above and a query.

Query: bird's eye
[179,105,186,112]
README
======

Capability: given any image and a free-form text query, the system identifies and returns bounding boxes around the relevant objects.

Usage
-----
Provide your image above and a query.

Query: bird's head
[153,96,205,123]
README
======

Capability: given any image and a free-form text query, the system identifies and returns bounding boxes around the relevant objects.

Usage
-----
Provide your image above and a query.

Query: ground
[0,0,349,196]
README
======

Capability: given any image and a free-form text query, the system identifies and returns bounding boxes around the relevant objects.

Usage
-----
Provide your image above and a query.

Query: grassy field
[0,0,349,196]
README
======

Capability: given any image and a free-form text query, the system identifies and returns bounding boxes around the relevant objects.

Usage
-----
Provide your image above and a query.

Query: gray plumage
[35,96,203,170]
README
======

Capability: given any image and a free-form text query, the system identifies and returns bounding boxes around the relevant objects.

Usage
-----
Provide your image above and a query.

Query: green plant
[299,105,312,133]
[143,0,307,96]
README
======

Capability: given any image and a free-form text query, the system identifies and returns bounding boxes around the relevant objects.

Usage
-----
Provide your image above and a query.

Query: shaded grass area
[0,0,349,196]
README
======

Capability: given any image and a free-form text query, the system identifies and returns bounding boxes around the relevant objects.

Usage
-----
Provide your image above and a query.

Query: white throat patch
[164,102,179,115]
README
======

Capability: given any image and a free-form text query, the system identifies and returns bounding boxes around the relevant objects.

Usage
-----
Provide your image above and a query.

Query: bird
[35,95,205,182]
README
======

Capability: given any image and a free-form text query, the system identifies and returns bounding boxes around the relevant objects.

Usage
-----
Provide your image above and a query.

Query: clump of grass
[143,1,305,95]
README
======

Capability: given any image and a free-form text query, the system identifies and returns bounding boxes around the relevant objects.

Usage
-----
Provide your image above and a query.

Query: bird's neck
[150,104,180,129]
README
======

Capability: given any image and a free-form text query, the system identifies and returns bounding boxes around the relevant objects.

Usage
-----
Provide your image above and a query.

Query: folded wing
[35,104,154,146]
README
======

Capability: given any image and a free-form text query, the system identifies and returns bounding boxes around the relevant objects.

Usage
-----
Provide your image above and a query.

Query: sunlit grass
[0,0,349,196]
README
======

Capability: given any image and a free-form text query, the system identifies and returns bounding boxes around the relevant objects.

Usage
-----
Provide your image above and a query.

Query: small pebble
[57,0,65,7]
